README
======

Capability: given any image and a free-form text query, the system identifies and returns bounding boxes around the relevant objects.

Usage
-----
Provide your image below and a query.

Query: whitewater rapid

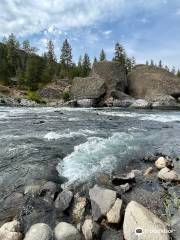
[0,106,180,187]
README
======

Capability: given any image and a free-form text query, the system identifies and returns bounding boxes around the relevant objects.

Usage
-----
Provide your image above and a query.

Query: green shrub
[63,92,70,101]
[27,90,43,103]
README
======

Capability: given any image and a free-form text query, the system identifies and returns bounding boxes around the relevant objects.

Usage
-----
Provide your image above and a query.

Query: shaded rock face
[128,65,180,99]
[90,61,128,98]
[71,61,128,103]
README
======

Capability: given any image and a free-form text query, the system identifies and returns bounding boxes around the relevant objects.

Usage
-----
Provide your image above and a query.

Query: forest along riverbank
[0,107,179,239]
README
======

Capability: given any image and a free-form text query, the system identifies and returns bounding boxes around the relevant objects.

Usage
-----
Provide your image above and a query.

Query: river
[0,106,180,226]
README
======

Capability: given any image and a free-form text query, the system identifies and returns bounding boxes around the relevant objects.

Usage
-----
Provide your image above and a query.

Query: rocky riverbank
[0,153,179,240]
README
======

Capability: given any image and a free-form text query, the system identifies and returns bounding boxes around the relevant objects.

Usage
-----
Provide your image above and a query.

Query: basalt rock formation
[128,65,180,99]
[71,61,128,106]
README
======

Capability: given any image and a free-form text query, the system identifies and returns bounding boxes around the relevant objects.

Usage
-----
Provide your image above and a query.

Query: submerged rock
[24,223,53,240]
[54,222,81,240]
[89,185,116,221]
[123,201,169,240]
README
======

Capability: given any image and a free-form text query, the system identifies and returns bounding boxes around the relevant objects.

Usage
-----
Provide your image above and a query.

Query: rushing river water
[0,107,180,193]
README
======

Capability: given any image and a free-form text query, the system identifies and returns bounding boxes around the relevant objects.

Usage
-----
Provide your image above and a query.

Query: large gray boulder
[123,201,169,240]
[71,61,128,103]
[24,223,53,240]
[54,222,81,240]
[71,77,106,100]
[128,65,180,99]
[90,61,128,97]
[89,185,116,221]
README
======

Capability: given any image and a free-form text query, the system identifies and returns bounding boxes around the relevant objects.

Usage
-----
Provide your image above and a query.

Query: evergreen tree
[42,40,56,82]
[131,56,136,68]
[177,69,180,78]
[77,56,83,76]
[0,43,9,84]
[125,57,132,73]
[22,40,37,54]
[165,65,169,71]
[25,55,43,90]
[146,60,149,65]
[60,39,72,78]
[158,60,163,68]
[171,66,176,75]
[82,53,91,77]
[150,60,154,66]
[113,42,126,67]
[99,49,106,61]
[93,57,97,64]
[6,33,20,78]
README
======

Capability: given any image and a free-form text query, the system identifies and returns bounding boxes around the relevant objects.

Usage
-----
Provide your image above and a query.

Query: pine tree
[22,40,37,54]
[99,49,106,61]
[158,60,163,68]
[113,42,126,67]
[146,60,149,65]
[82,53,91,77]
[77,56,83,76]
[6,33,20,78]
[171,66,176,75]
[25,55,40,90]
[150,60,154,66]
[93,57,97,64]
[165,65,169,71]
[42,40,56,82]
[0,43,9,84]
[131,56,136,68]
[125,57,132,73]
[60,39,72,78]
[177,69,180,78]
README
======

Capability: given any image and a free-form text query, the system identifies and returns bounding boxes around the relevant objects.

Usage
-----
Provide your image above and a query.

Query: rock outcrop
[71,61,128,105]
[128,65,180,99]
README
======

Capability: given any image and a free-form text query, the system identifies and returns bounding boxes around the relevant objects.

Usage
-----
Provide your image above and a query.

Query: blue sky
[1,0,180,68]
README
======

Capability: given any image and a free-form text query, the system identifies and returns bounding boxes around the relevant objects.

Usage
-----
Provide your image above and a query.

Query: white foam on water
[97,110,180,123]
[57,132,141,186]
[44,129,98,140]
[139,114,180,122]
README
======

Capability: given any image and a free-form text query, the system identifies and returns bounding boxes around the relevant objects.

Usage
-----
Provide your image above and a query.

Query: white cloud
[103,30,112,36]
[0,0,169,38]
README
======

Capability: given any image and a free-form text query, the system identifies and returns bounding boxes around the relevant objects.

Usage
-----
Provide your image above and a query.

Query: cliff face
[128,65,180,99]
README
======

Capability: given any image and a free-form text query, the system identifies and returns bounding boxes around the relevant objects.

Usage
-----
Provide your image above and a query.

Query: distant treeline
[0,34,136,90]
[145,60,180,77]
